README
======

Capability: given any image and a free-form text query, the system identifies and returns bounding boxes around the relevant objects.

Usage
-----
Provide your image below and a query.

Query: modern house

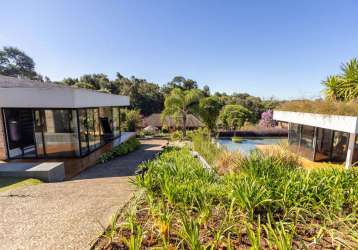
[142,113,204,131]
[273,110,358,168]
[0,75,130,178]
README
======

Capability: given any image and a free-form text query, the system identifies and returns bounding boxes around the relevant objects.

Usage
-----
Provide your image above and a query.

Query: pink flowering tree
[259,110,277,128]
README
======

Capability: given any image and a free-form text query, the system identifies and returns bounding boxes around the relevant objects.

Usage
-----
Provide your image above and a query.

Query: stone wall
[0,109,7,160]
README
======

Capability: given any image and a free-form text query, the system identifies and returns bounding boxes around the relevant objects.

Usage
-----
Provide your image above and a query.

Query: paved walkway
[0,139,167,250]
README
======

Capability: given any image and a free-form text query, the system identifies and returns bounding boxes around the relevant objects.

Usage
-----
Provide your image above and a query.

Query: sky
[1,0,358,100]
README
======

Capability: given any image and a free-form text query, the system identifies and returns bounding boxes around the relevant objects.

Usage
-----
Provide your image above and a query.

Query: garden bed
[92,135,358,249]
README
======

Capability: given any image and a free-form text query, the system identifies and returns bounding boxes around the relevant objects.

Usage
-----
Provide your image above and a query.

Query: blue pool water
[217,137,286,155]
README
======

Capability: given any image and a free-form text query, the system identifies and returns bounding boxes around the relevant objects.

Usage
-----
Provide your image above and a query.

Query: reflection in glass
[87,108,101,151]
[34,110,45,157]
[113,107,121,136]
[42,110,80,157]
[299,125,315,160]
[315,128,333,161]
[3,108,36,158]
[331,131,348,162]
[99,107,114,142]
[78,109,89,155]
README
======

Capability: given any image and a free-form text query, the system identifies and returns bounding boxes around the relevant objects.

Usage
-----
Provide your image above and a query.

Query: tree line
[0,46,278,123]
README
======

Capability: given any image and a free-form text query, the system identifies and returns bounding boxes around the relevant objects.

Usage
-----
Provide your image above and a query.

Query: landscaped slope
[93,142,358,249]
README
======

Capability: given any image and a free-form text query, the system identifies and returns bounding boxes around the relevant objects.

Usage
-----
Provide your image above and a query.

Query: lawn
[93,131,358,249]
[0,177,42,193]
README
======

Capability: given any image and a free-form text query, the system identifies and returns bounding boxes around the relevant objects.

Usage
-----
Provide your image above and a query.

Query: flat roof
[0,75,129,108]
[273,110,358,134]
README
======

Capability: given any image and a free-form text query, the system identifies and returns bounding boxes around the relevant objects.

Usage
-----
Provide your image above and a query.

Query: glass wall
[113,107,121,137]
[99,107,114,142]
[331,131,349,162]
[314,128,333,162]
[34,110,45,157]
[41,110,80,157]
[3,109,36,158]
[3,107,122,159]
[288,123,301,153]
[78,107,121,156]
[352,137,358,165]
[78,109,89,155]
[299,125,315,160]
[87,108,101,151]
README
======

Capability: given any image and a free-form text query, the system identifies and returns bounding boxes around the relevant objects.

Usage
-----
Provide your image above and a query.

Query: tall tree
[218,104,252,133]
[113,74,164,116]
[322,58,358,101]
[199,96,223,132]
[162,88,202,137]
[161,76,199,95]
[0,46,39,79]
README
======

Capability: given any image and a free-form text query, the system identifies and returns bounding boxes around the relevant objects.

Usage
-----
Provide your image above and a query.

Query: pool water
[217,137,286,155]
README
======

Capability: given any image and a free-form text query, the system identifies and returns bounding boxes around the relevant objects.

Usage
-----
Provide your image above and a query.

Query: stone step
[0,162,65,182]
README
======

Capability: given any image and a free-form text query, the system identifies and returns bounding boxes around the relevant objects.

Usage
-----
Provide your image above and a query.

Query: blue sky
[1,0,357,99]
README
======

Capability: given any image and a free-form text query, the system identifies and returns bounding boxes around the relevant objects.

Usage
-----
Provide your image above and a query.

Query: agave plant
[322,58,358,101]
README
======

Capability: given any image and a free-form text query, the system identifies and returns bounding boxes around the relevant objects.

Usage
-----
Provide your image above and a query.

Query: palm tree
[162,88,202,137]
[322,58,358,101]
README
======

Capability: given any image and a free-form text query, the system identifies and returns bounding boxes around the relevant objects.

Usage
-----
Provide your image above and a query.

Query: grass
[277,99,358,116]
[0,177,42,192]
[93,131,358,249]
[257,144,344,170]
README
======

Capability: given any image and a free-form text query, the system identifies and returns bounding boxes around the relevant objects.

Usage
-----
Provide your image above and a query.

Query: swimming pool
[217,137,286,155]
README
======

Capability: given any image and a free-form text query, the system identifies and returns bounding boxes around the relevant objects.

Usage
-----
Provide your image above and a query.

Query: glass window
[299,125,315,160]
[288,123,300,145]
[353,136,358,165]
[331,131,349,162]
[34,110,45,157]
[78,109,89,155]
[3,108,36,158]
[87,108,101,151]
[113,107,121,136]
[315,128,333,162]
[99,107,114,142]
[42,110,80,157]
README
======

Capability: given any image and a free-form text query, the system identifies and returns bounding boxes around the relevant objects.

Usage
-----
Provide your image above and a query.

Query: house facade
[0,75,130,177]
[273,110,358,168]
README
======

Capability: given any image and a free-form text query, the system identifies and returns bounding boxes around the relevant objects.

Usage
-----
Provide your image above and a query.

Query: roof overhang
[0,87,130,108]
[273,110,358,134]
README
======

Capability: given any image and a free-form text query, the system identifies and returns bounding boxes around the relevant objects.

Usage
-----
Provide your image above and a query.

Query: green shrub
[170,130,183,141]
[97,137,140,164]
[190,129,223,165]
[130,145,358,248]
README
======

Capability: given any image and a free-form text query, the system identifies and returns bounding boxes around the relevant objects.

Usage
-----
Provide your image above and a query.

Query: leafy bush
[96,137,358,249]
[170,130,183,141]
[132,147,358,248]
[97,137,140,164]
[121,109,141,132]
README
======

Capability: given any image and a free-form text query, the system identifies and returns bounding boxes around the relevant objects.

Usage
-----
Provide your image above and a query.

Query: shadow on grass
[0,177,42,192]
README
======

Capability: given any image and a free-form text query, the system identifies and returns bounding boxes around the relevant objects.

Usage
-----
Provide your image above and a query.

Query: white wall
[273,111,358,134]
[0,88,130,108]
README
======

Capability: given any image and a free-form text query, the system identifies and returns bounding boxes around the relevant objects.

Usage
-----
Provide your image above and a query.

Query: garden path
[0,139,167,250]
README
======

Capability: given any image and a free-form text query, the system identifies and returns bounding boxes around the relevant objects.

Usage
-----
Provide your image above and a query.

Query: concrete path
[0,139,167,250]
